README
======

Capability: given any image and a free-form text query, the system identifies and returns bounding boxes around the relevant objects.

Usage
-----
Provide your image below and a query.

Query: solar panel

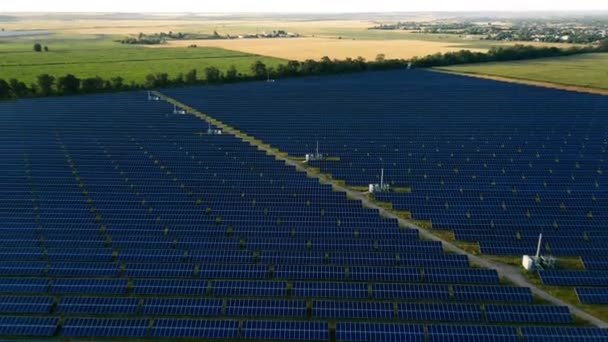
[0,296,53,314]
[428,325,520,342]
[292,281,368,299]
[398,303,481,322]
[242,320,328,341]
[539,270,608,286]
[336,322,425,342]
[133,279,207,295]
[63,318,149,337]
[0,278,49,294]
[373,284,450,300]
[349,266,420,282]
[199,264,268,279]
[48,262,119,277]
[275,265,345,280]
[50,278,127,294]
[143,298,221,316]
[0,261,46,276]
[575,287,608,304]
[58,297,139,315]
[151,319,238,339]
[452,285,533,303]
[521,326,608,342]
[0,316,58,337]
[212,280,286,297]
[425,268,499,284]
[313,301,394,319]
[125,263,194,278]
[226,299,307,317]
[485,304,572,324]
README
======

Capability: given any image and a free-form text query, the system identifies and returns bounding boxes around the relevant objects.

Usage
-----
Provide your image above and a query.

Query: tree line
[1,42,607,100]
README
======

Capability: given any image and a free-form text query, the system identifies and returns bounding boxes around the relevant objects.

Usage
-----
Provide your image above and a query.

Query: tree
[110,76,124,89]
[250,61,267,79]
[44,46,49,52]
[204,67,222,83]
[224,65,238,81]
[57,74,81,94]
[155,73,169,87]
[33,43,42,52]
[36,74,55,96]
[145,74,157,88]
[81,76,104,93]
[185,69,197,84]
[9,79,29,97]
[375,53,386,63]
[600,39,608,52]
[0,79,10,99]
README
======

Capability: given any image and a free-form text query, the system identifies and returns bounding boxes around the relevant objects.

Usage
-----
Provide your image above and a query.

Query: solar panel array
[0,72,603,339]
[163,69,608,305]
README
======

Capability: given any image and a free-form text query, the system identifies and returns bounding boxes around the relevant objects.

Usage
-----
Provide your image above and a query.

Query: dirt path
[158,91,608,329]
[433,69,608,96]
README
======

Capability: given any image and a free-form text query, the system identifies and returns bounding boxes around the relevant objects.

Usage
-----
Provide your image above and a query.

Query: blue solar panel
[313,301,394,319]
[428,325,520,342]
[242,320,328,341]
[539,270,608,286]
[275,265,345,280]
[199,264,268,279]
[50,278,127,294]
[134,279,207,295]
[212,280,286,297]
[0,278,49,294]
[151,319,238,339]
[425,268,499,284]
[521,326,608,342]
[125,263,194,278]
[226,299,307,317]
[0,316,58,337]
[0,296,53,314]
[398,303,481,322]
[485,304,572,324]
[292,281,368,299]
[576,287,608,304]
[63,318,149,337]
[336,322,425,342]
[373,284,450,300]
[350,266,420,282]
[58,297,139,315]
[0,261,46,276]
[143,298,221,316]
[452,285,533,303]
[48,262,119,277]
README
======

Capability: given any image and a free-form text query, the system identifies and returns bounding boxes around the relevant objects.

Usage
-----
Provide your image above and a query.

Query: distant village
[121,30,300,45]
[370,17,608,45]
[231,30,300,39]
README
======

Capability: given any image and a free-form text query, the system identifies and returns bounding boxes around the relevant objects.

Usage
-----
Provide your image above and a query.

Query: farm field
[437,53,608,90]
[153,37,487,61]
[0,44,283,85]
[164,70,608,321]
[1,76,607,338]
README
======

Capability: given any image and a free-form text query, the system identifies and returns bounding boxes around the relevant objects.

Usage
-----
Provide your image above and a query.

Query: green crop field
[0,37,284,84]
[437,53,608,90]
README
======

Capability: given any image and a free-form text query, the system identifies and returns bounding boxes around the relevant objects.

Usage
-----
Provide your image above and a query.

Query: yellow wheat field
[151,37,486,61]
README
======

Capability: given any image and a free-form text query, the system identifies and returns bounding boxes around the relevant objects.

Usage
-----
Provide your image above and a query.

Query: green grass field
[0,37,284,84]
[437,53,608,90]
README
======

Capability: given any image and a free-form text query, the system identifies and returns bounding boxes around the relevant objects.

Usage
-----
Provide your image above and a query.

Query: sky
[1,0,607,13]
